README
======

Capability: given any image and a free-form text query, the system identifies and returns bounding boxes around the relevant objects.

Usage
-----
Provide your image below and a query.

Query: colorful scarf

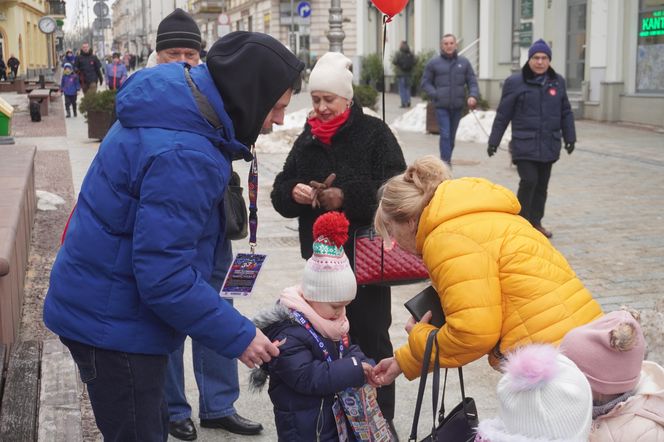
[307,108,351,145]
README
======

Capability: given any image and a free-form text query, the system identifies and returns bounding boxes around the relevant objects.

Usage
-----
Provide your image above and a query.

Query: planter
[87,110,115,140]
[426,102,440,134]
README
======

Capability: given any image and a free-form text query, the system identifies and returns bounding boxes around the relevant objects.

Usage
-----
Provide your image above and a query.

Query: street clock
[93,2,110,18]
[38,16,57,34]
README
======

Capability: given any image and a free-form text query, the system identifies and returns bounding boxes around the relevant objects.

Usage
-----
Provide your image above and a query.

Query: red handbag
[353,226,429,286]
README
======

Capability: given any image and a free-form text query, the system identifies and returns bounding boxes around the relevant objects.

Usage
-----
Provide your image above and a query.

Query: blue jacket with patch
[489,64,576,163]
[43,63,255,357]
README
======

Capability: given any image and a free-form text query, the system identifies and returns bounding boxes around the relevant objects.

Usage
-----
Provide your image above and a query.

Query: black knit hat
[156,9,201,52]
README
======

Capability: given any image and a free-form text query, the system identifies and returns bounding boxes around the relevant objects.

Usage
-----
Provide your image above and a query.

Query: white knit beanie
[308,52,354,100]
[302,212,357,303]
[496,345,592,441]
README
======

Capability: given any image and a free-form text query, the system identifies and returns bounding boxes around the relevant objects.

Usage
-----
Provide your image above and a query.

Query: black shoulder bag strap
[183,66,223,131]
[408,329,438,442]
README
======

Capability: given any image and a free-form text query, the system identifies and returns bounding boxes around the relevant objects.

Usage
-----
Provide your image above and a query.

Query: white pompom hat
[308,52,354,100]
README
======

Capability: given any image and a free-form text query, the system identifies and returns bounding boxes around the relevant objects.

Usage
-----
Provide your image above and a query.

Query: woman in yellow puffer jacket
[371,156,603,384]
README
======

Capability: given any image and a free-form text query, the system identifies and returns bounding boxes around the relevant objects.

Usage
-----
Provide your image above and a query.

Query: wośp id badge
[220,253,266,298]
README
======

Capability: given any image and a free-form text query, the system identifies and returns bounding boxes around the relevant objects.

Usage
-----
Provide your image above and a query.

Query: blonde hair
[374,155,451,240]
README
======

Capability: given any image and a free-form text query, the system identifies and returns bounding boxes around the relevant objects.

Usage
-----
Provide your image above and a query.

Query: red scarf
[307,108,351,145]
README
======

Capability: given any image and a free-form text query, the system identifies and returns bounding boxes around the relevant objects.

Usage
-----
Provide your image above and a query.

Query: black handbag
[408,330,478,442]
[224,170,248,240]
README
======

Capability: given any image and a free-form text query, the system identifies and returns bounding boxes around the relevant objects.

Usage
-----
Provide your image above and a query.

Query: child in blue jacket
[60,63,80,118]
[251,212,392,441]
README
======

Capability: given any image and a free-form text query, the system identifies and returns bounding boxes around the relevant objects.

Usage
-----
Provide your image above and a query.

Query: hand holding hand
[361,362,376,385]
[309,173,336,209]
[239,328,280,369]
[467,97,477,110]
[292,183,315,205]
[372,357,403,387]
[487,145,498,157]
[405,310,432,334]
[565,142,575,155]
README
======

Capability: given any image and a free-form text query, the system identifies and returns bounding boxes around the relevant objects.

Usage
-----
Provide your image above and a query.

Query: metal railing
[459,38,479,76]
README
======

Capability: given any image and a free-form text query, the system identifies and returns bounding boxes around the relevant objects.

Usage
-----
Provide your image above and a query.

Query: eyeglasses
[531,55,550,62]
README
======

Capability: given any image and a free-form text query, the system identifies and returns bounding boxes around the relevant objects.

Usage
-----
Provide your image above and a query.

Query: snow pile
[456,110,511,146]
[392,103,427,133]
[36,190,65,211]
[273,108,309,132]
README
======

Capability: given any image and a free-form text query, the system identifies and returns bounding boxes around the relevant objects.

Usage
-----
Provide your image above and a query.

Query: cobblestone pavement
[4,89,663,441]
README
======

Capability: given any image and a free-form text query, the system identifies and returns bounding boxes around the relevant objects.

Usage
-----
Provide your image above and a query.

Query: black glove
[565,142,575,154]
[487,145,498,157]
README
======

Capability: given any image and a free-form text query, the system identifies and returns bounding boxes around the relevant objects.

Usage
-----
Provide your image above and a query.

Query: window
[637,0,664,92]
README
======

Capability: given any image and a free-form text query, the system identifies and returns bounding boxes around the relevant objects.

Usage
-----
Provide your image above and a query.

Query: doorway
[566,0,586,90]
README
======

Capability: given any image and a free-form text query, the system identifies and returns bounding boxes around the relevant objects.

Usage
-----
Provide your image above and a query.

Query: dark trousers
[347,284,395,421]
[64,94,77,116]
[60,337,170,442]
[515,160,553,227]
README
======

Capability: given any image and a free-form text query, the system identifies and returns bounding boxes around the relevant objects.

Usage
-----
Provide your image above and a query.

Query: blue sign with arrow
[297,1,312,18]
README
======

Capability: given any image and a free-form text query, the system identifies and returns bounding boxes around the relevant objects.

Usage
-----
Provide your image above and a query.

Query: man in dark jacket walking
[44,32,304,442]
[421,34,479,165]
[487,39,576,239]
[7,55,19,80]
[393,41,416,108]
[75,42,103,95]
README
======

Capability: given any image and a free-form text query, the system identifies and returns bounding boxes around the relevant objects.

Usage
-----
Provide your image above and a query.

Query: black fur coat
[270,103,406,260]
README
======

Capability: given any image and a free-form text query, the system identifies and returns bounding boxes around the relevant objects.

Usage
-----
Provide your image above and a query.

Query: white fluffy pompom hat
[475,344,593,442]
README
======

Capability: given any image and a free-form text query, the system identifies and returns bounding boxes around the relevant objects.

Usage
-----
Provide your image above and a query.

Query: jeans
[515,160,553,226]
[435,107,463,164]
[397,75,411,107]
[61,337,169,442]
[164,237,240,421]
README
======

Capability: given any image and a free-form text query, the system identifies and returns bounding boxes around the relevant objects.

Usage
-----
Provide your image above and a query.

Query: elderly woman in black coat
[487,39,576,239]
[270,51,406,434]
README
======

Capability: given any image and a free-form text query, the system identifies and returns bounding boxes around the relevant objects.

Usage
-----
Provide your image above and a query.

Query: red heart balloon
[371,0,409,18]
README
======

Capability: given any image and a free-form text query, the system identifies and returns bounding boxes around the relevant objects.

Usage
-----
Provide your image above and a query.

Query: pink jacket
[590,361,664,441]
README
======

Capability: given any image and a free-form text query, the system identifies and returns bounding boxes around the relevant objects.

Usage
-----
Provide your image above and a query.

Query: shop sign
[639,9,664,37]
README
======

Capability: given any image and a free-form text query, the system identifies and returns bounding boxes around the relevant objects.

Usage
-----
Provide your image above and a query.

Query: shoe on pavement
[534,225,553,238]
[200,413,263,435]
[168,418,197,441]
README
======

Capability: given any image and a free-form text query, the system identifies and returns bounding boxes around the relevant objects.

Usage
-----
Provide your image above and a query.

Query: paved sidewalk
[6,89,664,441]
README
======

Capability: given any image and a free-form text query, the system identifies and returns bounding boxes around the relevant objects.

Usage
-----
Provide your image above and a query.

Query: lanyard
[248,145,258,253]
[290,310,345,363]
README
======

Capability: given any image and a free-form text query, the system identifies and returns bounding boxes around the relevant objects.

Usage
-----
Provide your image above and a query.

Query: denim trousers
[435,107,463,164]
[61,337,169,442]
[397,75,411,106]
[164,237,240,421]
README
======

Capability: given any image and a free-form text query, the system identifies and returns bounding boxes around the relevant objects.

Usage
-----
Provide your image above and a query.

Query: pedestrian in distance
[370,155,603,387]
[0,56,6,81]
[7,54,19,80]
[421,33,479,165]
[270,51,406,439]
[487,38,576,239]
[74,42,103,95]
[60,62,80,118]
[62,49,76,67]
[251,212,390,441]
[105,52,128,90]
[43,31,304,442]
[393,41,416,108]
[560,309,664,441]
[146,9,265,440]
[474,344,593,442]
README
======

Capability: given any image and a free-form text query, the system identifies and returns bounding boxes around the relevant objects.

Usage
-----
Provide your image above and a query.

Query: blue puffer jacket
[488,64,576,163]
[251,304,371,441]
[43,63,255,357]
[421,51,479,110]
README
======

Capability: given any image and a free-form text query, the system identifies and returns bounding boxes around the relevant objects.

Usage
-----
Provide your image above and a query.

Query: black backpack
[398,52,416,72]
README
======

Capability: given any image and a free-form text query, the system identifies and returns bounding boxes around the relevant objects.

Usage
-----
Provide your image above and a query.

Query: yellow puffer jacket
[394,177,603,380]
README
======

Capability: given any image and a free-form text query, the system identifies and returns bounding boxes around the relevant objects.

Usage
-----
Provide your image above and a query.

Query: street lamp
[327,0,344,52]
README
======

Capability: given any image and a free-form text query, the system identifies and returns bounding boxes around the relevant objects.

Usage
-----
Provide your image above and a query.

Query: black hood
[207,31,305,147]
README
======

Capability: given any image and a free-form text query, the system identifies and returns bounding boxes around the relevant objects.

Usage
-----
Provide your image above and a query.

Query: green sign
[519,22,533,47]
[639,9,664,37]
[521,0,534,19]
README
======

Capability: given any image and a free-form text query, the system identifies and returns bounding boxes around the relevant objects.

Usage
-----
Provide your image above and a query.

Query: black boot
[66,108,71,118]
[73,104,77,117]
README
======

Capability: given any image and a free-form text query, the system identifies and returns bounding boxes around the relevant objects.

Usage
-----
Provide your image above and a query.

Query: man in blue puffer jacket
[44,31,304,442]
[421,33,479,165]
[487,39,576,239]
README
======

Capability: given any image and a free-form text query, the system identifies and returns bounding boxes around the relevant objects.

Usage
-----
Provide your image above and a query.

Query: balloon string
[381,14,388,122]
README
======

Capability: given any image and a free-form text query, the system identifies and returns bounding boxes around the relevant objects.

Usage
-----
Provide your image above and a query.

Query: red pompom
[313,212,349,247]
